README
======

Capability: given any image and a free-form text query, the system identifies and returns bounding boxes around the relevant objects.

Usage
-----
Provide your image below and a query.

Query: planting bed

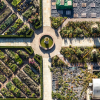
[60,46,100,63]
[0,46,43,99]
[51,55,98,100]
[60,21,100,38]
[0,1,34,37]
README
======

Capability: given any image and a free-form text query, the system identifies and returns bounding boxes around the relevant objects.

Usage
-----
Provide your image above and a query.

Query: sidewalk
[43,58,52,100]
[62,38,100,47]
[43,0,51,26]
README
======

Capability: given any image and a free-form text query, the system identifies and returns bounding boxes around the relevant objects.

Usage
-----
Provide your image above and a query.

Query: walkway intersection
[1,0,100,100]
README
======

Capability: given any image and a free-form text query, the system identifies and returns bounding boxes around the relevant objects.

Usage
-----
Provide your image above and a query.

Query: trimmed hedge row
[34,54,43,100]
[0,46,34,55]
[34,0,42,29]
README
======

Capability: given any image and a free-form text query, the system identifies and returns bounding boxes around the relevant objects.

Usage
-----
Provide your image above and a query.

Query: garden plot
[0,47,42,99]
[51,55,98,100]
[0,2,34,37]
[60,21,100,38]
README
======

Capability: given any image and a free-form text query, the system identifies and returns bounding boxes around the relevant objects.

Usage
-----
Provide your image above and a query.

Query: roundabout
[39,34,54,50]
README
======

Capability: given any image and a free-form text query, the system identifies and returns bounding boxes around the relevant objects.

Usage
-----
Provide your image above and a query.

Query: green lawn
[11,0,21,7]
[40,36,53,48]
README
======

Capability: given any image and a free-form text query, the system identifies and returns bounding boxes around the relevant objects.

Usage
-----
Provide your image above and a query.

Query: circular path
[31,26,62,58]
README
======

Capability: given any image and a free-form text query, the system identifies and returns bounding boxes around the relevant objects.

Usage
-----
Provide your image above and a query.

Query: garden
[60,46,100,64]
[50,55,98,100]
[0,1,35,37]
[0,46,43,99]
[60,21,100,38]
[6,0,42,29]
[50,17,67,29]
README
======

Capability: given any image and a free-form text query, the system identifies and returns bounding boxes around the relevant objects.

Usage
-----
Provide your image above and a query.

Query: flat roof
[93,79,100,99]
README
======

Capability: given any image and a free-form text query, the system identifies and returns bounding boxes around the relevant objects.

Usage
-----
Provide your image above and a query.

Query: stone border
[39,34,55,50]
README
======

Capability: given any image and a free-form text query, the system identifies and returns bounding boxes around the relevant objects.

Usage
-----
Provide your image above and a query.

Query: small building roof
[93,79,100,99]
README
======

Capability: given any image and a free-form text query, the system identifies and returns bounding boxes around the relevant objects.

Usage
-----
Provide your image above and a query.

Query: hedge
[0,29,34,38]
[34,0,42,29]
[0,47,43,100]
[34,54,43,100]
[0,46,34,55]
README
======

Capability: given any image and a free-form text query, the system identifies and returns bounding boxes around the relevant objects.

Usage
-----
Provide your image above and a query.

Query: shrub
[6,82,21,97]
[1,88,14,98]
[12,77,31,96]
[17,50,29,59]
[16,25,29,35]
[11,0,21,7]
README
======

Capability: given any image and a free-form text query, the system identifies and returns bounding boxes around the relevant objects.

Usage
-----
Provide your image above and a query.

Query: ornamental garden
[0,46,43,99]
[0,0,42,37]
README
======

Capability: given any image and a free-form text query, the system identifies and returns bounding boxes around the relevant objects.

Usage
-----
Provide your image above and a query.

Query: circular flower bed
[39,35,54,50]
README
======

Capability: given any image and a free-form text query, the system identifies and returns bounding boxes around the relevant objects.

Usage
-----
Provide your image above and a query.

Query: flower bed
[1,88,14,98]
[0,13,17,34]
[12,77,31,96]
[50,17,67,29]
[0,73,7,83]
[52,55,68,67]
[5,49,23,65]
[4,19,23,35]
[60,21,100,38]
[60,46,100,63]
[0,7,12,24]
[23,64,40,84]
[0,46,42,99]
[6,82,22,97]
[0,1,6,12]
[0,60,12,77]
[17,71,40,96]
[16,25,29,35]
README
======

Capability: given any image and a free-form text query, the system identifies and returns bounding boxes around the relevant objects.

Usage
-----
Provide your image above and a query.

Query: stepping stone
[58,10,63,14]
[52,2,56,5]
[51,5,56,9]
[91,13,96,17]
[66,10,71,15]
[81,13,86,17]
[74,14,78,18]
[82,3,86,7]
[73,3,77,7]
[91,3,95,7]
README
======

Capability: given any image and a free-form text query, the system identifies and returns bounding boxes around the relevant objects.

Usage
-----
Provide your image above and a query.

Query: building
[89,79,100,99]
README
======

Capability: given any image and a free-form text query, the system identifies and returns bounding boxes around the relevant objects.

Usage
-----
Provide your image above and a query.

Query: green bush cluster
[16,25,29,35]
[52,55,68,67]
[0,13,17,34]
[12,77,31,96]
[6,82,21,97]
[50,17,67,29]
[60,46,100,63]
[60,21,100,38]
[0,73,6,83]
[5,49,23,65]
[0,1,6,11]
[0,61,12,77]
[0,7,12,24]
[17,50,29,59]
[1,88,14,98]
[23,64,40,83]
[5,19,23,35]
[11,0,21,7]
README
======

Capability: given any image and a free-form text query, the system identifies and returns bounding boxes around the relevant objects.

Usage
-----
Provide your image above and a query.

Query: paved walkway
[43,58,52,100]
[43,0,51,26]
[62,37,100,47]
